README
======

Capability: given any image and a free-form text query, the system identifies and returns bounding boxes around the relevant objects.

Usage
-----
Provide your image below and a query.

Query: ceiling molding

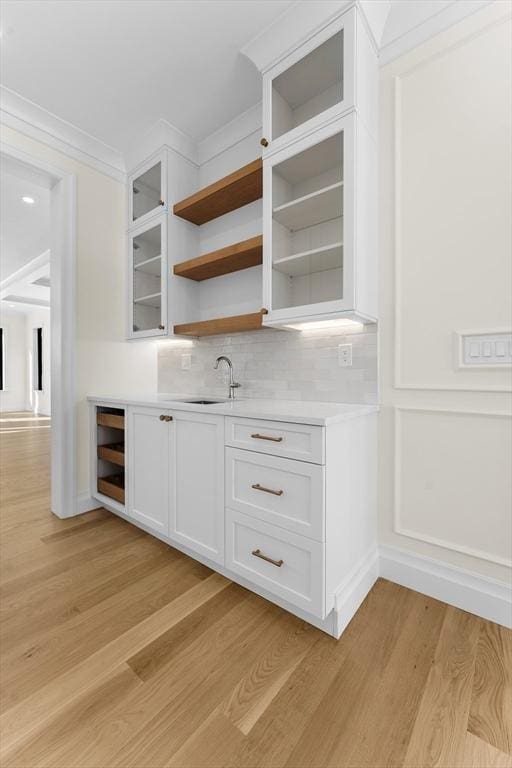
[0,86,126,183]
[197,102,262,166]
[0,249,50,312]
[0,250,50,292]
[379,0,493,66]
[124,118,199,173]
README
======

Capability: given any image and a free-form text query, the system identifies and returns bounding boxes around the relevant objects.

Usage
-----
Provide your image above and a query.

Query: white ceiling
[0,0,293,153]
[0,161,51,281]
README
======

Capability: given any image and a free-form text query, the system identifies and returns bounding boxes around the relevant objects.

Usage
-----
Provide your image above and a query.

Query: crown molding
[124,118,199,173]
[197,102,262,166]
[0,86,126,182]
[379,0,493,66]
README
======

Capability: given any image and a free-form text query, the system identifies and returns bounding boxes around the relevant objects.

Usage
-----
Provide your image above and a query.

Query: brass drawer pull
[251,548,283,567]
[251,483,283,497]
[250,433,283,442]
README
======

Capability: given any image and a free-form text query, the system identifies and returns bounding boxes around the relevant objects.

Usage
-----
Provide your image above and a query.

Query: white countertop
[87,393,378,426]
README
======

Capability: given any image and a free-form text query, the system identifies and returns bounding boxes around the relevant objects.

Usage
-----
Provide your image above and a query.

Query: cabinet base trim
[333,547,379,639]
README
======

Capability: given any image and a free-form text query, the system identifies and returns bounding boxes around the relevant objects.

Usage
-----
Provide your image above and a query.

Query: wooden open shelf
[174,235,263,281]
[96,412,125,430]
[174,309,268,337]
[173,159,262,225]
[98,474,125,504]
[97,443,125,467]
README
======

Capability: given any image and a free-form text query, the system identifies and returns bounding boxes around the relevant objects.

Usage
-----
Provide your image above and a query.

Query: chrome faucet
[214,355,241,399]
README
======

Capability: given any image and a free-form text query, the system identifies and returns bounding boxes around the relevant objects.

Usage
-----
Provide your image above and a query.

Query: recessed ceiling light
[22,196,35,204]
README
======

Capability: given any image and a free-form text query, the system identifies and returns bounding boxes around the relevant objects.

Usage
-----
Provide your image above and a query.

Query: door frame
[1,141,77,519]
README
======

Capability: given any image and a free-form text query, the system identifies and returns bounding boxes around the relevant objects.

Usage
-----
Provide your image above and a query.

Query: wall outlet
[338,343,352,367]
[181,353,192,370]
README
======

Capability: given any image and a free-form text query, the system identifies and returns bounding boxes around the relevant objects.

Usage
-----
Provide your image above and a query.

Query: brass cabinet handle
[164,415,173,422]
[252,548,283,567]
[158,324,165,330]
[159,199,165,206]
[250,433,283,442]
[159,414,166,421]
[260,138,269,147]
[251,483,283,497]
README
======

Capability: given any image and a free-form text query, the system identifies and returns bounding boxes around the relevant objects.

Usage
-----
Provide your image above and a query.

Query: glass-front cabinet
[262,8,354,154]
[263,116,356,325]
[129,153,166,227]
[128,215,168,339]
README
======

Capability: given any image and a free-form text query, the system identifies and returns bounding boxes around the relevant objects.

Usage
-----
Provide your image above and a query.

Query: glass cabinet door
[131,158,164,224]
[263,8,354,152]
[130,217,167,337]
[266,118,354,321]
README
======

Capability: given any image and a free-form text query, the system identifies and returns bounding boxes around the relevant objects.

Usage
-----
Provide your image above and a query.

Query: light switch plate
[338,343,352,367]
[456,330,512,368]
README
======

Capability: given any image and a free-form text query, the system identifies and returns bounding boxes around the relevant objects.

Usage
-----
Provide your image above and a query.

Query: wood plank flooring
[1,411,511,768]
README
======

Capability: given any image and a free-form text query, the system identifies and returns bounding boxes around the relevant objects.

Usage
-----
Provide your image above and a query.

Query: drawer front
[226,509,325,617]
[225,417,324,464]
[226,448,324,541]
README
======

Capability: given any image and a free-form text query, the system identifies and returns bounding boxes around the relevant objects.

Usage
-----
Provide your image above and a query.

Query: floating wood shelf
[174,309,268,337]
[96,413,125,430]
[97,443,125,467]
[174,235,263,281]
[173,159,262,225]
[98,474,125,504]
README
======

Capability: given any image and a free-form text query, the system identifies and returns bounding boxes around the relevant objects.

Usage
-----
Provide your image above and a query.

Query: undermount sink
[182,399,225,405]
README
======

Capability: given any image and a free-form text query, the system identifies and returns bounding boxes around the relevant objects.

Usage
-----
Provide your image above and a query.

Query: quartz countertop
[88,394,378,427]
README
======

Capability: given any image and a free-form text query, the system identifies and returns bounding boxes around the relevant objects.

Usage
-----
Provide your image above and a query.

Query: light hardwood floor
[1,411,511,768]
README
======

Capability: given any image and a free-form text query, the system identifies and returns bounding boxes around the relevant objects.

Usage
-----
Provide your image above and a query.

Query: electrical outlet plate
[181,353,192,370]
[455,330,512,368]
[338,343,352,367]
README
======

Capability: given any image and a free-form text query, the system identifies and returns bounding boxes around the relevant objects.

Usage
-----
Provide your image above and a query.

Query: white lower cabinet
[93,399,377,638]
[127,406,224,563]
[169,410,224,564]
[128,406,171,535]
[225,508,325,617]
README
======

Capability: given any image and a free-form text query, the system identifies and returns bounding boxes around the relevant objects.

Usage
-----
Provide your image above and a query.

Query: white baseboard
[379,544,512,629]
[76,493,102,515]
[334,548,379,638]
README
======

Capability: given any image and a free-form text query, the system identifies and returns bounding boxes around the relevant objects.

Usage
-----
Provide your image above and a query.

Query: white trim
[0,142,77,520]
[394,407,512,569]
[333,547,379,638]
[0,86,126,182]
[76,493,101,515]
[0,250,50,292]
[379,544,512,629]
[197,102,262,166]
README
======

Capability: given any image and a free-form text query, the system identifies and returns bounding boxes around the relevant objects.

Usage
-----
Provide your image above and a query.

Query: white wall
[25,307,51,415]
[378,2,512,584]
[0,124,158,497]
[0,310,27,412]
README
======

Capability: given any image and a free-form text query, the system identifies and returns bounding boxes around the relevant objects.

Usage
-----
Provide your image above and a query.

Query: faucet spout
[214,356,241,399]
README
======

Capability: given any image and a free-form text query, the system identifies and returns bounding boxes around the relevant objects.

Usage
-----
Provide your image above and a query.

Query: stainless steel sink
[182,399,225,405]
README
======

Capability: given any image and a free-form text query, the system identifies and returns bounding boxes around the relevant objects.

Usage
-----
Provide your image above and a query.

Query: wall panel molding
[394,406,512,568]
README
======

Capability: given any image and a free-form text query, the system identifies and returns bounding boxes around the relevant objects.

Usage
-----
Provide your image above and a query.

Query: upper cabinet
[128,215,168,339]
[261,9,355,155]
[262,7,378,327]
[129,153,167,227]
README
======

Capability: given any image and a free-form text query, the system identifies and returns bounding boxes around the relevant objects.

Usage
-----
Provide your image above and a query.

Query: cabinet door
[169,411,224,565]
[127,406,170,535]
[263,114,355,326]
[262,8,355,155]
[129,152,167,227]
[128,215,168,339]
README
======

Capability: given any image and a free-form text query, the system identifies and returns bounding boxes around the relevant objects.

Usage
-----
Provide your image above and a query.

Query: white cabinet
[169,410,224,564]
[128,152,167,228]
[128,215,168,339]
[261,6,378,328]
[127,405,170,535]
[126,406,224,563]
[262,8,355,154]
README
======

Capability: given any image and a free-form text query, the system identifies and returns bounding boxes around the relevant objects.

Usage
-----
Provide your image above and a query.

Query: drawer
[226,448,324,541]
[225,417,324,464]
[225,509,325,618]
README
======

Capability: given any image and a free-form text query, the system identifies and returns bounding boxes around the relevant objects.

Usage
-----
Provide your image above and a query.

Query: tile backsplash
[158,325,378,403]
